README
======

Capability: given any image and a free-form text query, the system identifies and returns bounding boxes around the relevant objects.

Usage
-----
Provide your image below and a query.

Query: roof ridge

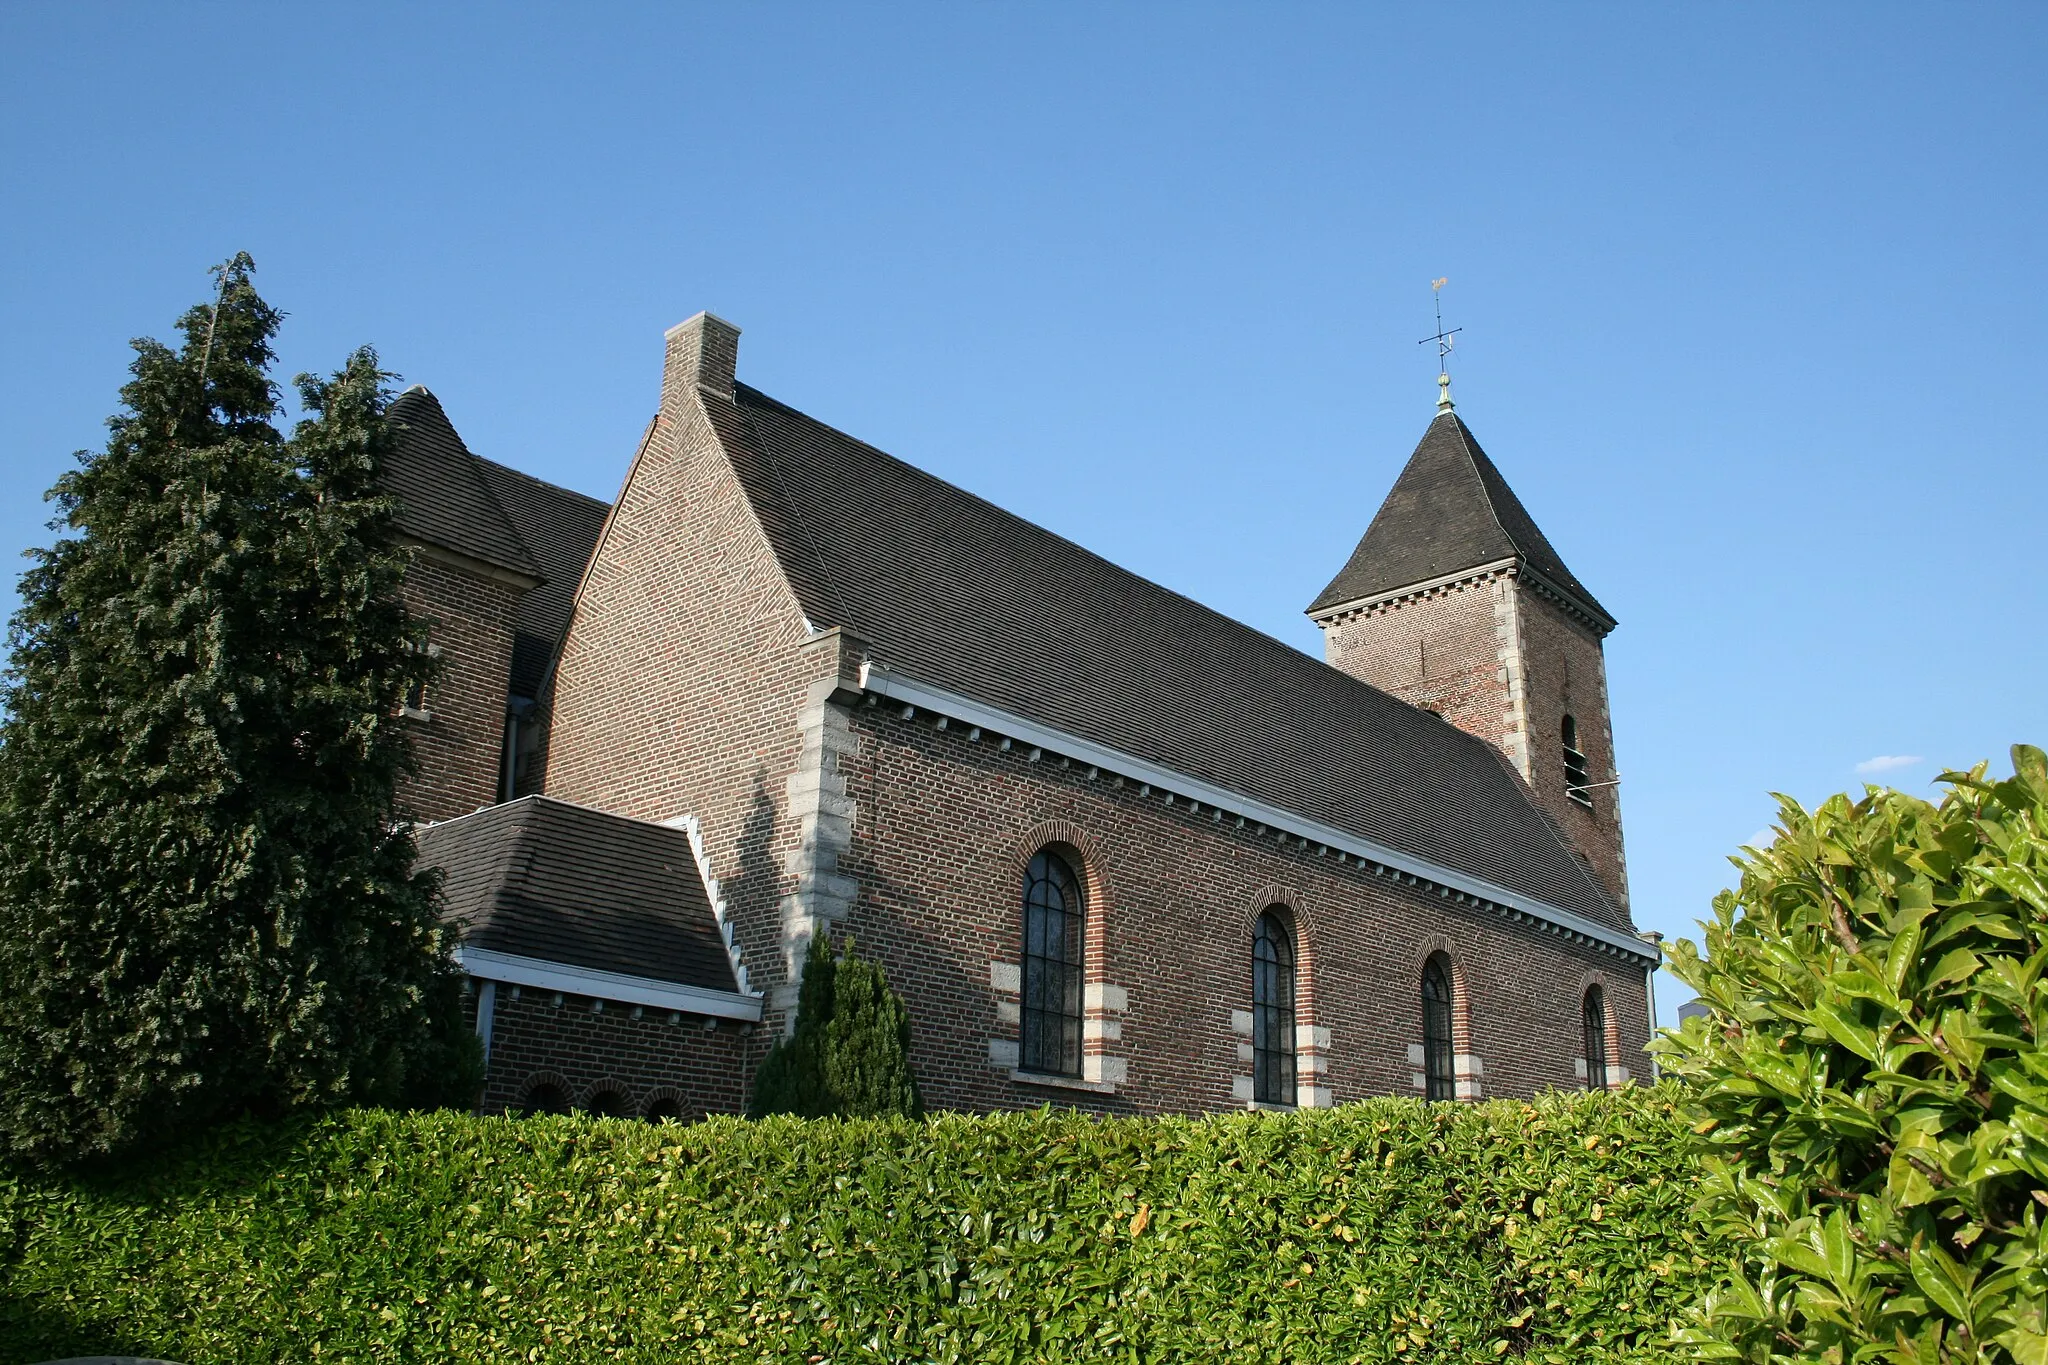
[1449,415,1522,569]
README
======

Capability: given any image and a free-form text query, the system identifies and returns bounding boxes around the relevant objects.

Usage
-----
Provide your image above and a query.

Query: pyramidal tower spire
[1308,316,1630,910]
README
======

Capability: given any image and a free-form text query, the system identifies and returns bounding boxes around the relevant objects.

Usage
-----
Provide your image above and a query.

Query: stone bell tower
[1307,380,1629,909]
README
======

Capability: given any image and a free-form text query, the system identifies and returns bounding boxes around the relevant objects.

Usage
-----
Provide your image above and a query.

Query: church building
[390,313,1659,1120]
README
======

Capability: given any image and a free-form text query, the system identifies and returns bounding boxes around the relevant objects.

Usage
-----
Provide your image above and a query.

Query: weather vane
[1419,277,1460,414]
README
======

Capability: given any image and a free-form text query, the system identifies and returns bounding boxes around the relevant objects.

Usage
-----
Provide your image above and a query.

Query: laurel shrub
[1658,745,2048,1364]
[0,1089,1719,1363]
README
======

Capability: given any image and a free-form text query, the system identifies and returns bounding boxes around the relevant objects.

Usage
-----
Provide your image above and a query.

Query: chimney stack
[663,312,741,404]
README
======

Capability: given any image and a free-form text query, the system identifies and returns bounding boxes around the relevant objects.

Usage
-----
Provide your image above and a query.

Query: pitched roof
[384,387,541,581]
[1307,412,1612,627]
[416,796,739,994]
[473,457,611,698]
[711,383,1628,930]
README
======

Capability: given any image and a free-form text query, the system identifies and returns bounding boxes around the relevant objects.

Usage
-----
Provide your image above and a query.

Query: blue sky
[3,5,2042,1025]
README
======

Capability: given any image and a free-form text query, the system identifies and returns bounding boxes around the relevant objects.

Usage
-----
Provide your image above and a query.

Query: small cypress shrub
[1658,744,2048,1364]
[749,936,921,1118]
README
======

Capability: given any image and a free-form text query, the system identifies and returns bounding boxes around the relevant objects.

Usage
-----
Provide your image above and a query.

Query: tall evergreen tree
[749,936,922,1120]
[0,255,477,1166]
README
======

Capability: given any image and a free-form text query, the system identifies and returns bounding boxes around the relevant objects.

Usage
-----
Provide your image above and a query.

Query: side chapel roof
[1307,411,1613,628]
[416,796,739,995]
[384,387,541,581]
[384,387,613,699]
[703,381,1629,931]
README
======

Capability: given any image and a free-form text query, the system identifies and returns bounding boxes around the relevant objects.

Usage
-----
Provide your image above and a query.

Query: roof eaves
[857,661,1652,961]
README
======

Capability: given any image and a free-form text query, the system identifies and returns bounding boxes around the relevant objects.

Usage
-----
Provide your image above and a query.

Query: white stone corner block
[987,1039,1020,1069]
[1084,983,1129,1013]
[1083,1016,1122,1043]
[1455,1053,1484,1077]
[1455,1078,1484,1100]
[1405,1043,1426,1067]
[1296,1024,1331,1050]
[1410,1071,1427,1090]
[995,1000,1020,1025]
[1231,1075,1256,1103]
[1235,1040,1255,1063]
[1299,1085,1333,1109]
[1083,1054,1128,1085]
[1573,1056,1589,1079]
[989,961,1020,993]
[1230,1009,1255,1037]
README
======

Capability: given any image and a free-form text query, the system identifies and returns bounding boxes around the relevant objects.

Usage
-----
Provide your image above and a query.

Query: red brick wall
[825,700,1654,1116]
[395,551,523,823]
[1320,569,1516,751]
[467,985,748,1119]
[1511,590,1630,909]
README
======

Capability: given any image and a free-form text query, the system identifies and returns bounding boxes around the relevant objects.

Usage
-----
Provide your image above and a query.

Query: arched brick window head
[1583,985,1609,1091]
[1421,954,1455,1102]
[519,1081,569,1116]
[1252,910,1297,1106]
[1563,714,1593,809]
[1021,849,1084,1077]
[642,1096,683,1124]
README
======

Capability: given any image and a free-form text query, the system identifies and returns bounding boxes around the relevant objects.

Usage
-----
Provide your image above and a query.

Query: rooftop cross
[1418,277,1461,414]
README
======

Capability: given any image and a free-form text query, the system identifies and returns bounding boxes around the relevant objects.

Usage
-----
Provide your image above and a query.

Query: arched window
[579,1088,631,1118]
[1021,849,1084,1076]
[1252,910,1297,1106]
[1563,715,1593,808]
[1421,955,1455,1101]
[1583,986,1609,1091]
[642,1096,683,1124]
[518,1081,569,1116]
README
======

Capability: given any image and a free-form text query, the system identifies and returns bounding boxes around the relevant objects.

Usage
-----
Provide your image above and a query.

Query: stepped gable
[473,457,612,698]
[711,381,1627,931]
[418,796,737,993]
[383,387,541,581]
[1308,411,1612,628]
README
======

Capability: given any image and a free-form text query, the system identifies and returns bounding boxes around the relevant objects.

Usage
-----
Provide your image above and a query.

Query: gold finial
[1419,276,1461,417]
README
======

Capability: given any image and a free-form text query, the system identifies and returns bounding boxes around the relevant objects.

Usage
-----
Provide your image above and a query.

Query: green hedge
[1,1088,1725,1364]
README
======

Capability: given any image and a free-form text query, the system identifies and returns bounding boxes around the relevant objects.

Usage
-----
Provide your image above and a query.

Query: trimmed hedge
[1,1088,1724,1363]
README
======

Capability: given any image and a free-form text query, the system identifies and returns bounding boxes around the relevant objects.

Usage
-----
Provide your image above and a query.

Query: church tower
[1307,385,1629,909]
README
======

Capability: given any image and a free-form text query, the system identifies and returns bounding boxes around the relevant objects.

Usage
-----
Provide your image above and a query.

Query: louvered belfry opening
[1421,955,1456,1101]
[1252,910,1298,1106]
[1020,850,1085,1077]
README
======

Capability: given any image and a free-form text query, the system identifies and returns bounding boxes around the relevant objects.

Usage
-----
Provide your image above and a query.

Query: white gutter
[454,946,765,1021]
[857,663,1657,964]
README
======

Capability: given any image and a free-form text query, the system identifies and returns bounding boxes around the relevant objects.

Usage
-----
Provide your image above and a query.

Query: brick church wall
[826,699,1653,1116]
[540,319,821,1058]
[396,551,524,823]
[1511,589,1630,909]
[467,986,748,1119]
[1320,569,1517,754]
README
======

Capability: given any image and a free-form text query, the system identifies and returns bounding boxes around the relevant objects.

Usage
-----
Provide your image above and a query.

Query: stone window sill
[1010,1069,1117,1095]
[1246,1100,1296,1113]
[401,706,434,722]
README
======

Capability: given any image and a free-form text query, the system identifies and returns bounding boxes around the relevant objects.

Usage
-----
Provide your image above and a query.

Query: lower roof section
[454,945,762,1022]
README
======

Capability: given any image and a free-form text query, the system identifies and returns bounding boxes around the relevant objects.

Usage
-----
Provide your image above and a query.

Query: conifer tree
[748,936,921,1119]
[0,255,478,1166]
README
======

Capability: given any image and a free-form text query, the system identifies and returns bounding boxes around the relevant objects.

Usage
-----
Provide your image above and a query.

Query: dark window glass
[1563,714,1593,808]
[1252,910,1297,1106]
[580,1089,630,1117]
[1583,986,1609,1091]
[1422,956,1455,1101]
[1020,850,1084,1076]
[519,1082,569,1116]
[642,1096,683,1123]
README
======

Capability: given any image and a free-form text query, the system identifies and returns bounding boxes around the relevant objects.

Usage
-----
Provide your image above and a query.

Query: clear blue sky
[4,6,2042,1025]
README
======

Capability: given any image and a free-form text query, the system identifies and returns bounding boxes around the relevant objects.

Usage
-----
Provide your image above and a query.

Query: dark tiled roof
[384,388,541,581]
[474,458,611,698]
[717,383,1627,930]
[417,796,738,993]
[1307,412,1612,626]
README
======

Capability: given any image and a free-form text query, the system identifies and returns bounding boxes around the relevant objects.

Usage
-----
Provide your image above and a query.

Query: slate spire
[1306,411,1613,631]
